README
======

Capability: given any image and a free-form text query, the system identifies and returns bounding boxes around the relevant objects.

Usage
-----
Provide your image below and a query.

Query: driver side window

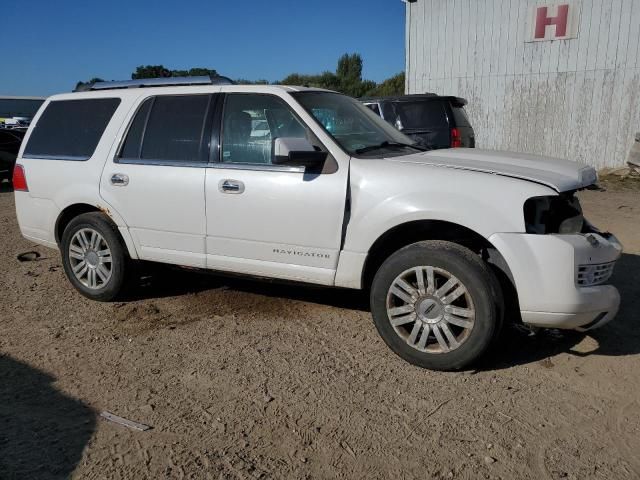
[221,94,310,165]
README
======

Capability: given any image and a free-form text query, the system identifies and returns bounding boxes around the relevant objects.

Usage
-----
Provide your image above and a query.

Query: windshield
[292,91,421,157]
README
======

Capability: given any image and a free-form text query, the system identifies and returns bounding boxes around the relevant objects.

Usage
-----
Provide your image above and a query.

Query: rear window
[393,101,447,130]
[451,106,471,127]
[23,98,120,160]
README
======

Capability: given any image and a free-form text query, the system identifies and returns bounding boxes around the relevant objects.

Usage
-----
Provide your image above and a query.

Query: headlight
[524,194,584,234]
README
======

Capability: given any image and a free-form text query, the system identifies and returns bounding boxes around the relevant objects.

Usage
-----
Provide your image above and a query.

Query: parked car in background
[361,94,475,150]
[0,129,26,182]
[0,96,45,129]
[13,78,621,371]
[0,97,45,182]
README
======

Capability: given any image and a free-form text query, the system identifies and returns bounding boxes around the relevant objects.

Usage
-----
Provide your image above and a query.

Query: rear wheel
[61,212,129,301]
[370,240,502,371]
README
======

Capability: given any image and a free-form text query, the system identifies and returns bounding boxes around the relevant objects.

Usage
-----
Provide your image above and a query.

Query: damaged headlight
[524,193,584,234]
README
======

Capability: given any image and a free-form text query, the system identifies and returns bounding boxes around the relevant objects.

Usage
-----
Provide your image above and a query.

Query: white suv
[13,77,622,370]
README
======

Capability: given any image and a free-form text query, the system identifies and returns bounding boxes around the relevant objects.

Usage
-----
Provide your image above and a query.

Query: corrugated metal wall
[406,0,640,169]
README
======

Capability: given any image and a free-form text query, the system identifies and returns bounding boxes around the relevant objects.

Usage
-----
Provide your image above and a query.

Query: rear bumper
[490,232,622,331]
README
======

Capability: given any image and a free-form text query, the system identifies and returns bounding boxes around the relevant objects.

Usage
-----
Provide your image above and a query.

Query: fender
[334,158,556,288]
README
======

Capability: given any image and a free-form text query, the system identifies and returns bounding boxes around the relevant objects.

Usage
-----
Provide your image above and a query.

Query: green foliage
[74,77,105,91]
[76,55,405,98]
[170,67,219,78]
[236,78,270,85]
[364,72,405,97]
[277,54,405,98]
[131,65,171,79]
[131,65,218,79]
[336,53,363,91]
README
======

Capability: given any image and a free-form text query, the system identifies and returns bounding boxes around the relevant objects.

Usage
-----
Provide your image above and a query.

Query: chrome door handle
[110,173,129,186]
[219,179,244,194]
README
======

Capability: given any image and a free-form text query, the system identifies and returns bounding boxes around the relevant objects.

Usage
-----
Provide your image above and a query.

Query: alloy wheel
[68,228,113,289]
[386,266,475,354]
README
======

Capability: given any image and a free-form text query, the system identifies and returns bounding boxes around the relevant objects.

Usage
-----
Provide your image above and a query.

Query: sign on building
[527,2,580,42]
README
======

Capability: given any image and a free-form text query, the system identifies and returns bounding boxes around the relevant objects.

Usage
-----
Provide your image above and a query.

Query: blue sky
[1,0,406,96]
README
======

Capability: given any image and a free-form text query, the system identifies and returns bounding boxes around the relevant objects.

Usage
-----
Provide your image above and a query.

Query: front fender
[343,158,556,254]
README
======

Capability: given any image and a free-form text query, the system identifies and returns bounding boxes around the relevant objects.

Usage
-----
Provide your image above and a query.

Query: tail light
[451,128,462,148]
[13,164,28,191]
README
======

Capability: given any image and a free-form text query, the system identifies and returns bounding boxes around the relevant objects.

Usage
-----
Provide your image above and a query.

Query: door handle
[219,179,244,194]
[110,173,129,186]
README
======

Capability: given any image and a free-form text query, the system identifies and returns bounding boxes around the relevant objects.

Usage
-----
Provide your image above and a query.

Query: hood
[388,148,597,192]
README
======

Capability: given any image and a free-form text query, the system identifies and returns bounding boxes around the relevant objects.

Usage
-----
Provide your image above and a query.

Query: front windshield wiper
[355,141,427,155]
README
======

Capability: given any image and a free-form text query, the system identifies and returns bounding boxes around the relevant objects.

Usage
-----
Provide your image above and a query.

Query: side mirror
[272,137,327,166]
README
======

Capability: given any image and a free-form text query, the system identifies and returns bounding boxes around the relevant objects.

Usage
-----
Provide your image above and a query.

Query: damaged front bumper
[489,232,622,331]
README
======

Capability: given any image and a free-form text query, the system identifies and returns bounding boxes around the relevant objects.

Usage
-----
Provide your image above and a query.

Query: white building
[405,0,640,170]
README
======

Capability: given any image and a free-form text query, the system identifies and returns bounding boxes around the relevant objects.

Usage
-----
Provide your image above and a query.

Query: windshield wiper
[355,141,427,154]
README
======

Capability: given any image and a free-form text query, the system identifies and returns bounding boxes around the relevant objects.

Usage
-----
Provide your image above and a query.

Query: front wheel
[370,240,502,371]
[61,212,130,301]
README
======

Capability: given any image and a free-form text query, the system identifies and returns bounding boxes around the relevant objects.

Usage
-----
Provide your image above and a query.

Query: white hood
[389,149,597,192]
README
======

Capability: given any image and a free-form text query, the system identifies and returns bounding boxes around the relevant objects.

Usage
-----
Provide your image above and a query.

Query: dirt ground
[1,177,639,480]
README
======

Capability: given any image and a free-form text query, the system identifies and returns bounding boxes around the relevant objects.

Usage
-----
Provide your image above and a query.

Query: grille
[577,262,615,286]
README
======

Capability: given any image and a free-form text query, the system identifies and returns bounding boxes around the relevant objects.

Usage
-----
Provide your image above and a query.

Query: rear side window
[381,103,396,122]
[451,105,471,127]
[393,101,447,130]
[364,103,381,116]
[24,98,120,160]
[119,95,211,164]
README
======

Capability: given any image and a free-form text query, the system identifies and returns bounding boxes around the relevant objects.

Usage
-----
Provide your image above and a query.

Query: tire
[61,212,130,301]
[370,240,503,371]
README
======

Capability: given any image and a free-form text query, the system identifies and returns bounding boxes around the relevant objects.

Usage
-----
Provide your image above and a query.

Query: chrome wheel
[68,228,112,290]
[386,266,475,354]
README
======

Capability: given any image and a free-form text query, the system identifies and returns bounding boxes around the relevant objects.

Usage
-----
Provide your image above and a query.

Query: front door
[101,93,217,267]
[205,92,349,284]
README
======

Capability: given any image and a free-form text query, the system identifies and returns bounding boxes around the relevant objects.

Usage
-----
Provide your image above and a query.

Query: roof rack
[74,75,236,92]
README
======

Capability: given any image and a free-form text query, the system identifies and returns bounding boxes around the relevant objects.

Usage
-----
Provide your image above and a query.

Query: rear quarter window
[450,105,471,127]
[23,98,120,160]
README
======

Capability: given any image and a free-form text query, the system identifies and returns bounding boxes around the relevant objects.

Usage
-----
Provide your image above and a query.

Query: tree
[365,72,405,97]
[336,54,363,82]
[236,78,270,85]
[131,65,220,80]
[74,77,105,91]
[276,53,386,98]
[171,67,219,78]
[336,53,367,97]
[131,65,172,79]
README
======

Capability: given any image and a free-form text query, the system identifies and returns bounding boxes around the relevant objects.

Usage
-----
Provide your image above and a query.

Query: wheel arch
[361,219,520,320]
[54,203,139,259]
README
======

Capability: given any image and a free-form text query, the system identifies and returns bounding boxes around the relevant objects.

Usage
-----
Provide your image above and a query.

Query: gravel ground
[1,178,639,480]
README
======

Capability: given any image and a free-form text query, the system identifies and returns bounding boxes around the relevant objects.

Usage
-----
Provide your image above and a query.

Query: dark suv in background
[0,96,45,182]
[361,94,475,150]
[0,129,25,181]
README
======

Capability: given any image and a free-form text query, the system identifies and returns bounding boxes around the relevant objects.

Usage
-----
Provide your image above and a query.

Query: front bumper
[489,232,622,331]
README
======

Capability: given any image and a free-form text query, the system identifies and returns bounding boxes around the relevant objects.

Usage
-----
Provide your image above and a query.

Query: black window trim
[115,93,216,168]
[210,92,334,174]
[22,98,121,162]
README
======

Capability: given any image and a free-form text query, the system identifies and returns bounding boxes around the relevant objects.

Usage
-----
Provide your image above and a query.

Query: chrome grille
[577,262,615,286]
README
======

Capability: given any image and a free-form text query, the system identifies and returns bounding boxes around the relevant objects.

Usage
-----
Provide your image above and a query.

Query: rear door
[204,92,349,285]
[100,93,217,267]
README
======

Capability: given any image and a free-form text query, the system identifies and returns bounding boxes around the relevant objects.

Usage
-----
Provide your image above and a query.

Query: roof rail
[74,75,236,92]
